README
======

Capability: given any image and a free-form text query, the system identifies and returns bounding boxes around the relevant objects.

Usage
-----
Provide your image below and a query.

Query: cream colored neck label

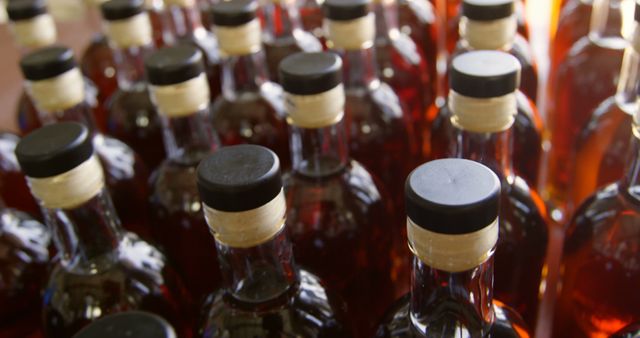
[164,0,195,7]
[150,73,210,117]
[104,12,153,49]
[449,90,517,133]
[203,190,286,248]
[27,156,105,209]
[407,218,499,273]
[26,68,85,112]
[285,84,345,128]
[324,14,375,50]
[11,14,57,49]
[215,19,262,56]
[460,16,517,50]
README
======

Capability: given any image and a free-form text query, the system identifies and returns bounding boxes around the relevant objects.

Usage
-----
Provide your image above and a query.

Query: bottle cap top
[279,52,342,95]
[15,122,93,178]
[450,50,520,98]
[323,0,370,21]
[406,158,501,234]
[198,145,283,212]
[100,0,145,21]
[210,0,258,27]
[145,46,205,85]
[73,312,176,338]
[462,0,514,21]
[7,0,47,21]
[20,45,77,81]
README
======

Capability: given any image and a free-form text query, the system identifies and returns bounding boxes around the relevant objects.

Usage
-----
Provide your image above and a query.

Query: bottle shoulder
[149,161,201,211]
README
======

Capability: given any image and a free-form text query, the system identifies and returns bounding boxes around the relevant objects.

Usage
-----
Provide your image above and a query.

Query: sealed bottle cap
[279,52,342,95]
[20,45,77,81]
[450,50,520,98]
[100,0,145,21]
[462,0,514,21]
[7,0,47,21]
[406,158,501,234]
[197,145,282,212]
[323,0,370,21]
[73,312,176,338]
[145,46,205,85]
[15,122,93,178]
[210,0,258,27]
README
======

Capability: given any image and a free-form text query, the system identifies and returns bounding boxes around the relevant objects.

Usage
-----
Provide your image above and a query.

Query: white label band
[459,16,517,50]
[285,84,345,128]
[104,12,153,49]
[215,19,262,56]
[150,73,210,117]
[407,217,499,273]
[324,14,375,50]
[11,14,57,49]
[203,190,286,249]
[26,68,85,112]
[449,90,517,133]
[27,156,105,209]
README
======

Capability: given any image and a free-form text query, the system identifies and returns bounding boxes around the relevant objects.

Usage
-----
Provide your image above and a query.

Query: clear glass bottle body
[296,0,326,47]
[550,0,593,80]
[0,133,40,218]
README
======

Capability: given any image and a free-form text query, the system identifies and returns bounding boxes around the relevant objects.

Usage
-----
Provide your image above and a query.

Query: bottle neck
[43,102,100,136]
[372,0,399,41]
[454,128,514,182]
[290,120,349,177]
[262,0,301,41]
[410,255,495,336]
[615,28,640,114]
[339,46,380,90]
[165,5,207,40]
[161,108,218,164]
[112,44,154,90]
[589,0,628,48]
[622,123,640,199]
[221,51,269,99]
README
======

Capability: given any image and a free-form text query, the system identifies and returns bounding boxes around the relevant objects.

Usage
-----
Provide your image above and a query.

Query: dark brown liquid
[553,184,640,337]
[106,86,166,171]
[298,1,326,48]
[149,160,221,304]
[264,39,303,83]
[0,209,50,338]
[176,35,222,101]
[16,92,42,136]
[0,133,40,218]
[284,161,396,337]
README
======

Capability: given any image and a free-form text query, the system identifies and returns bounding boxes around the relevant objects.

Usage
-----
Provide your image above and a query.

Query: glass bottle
[146,46,222,304]
[73,311,177,338]
[429,51,542,192]
[0,201,50,338]
[261,0,322,83]
[552,108,640,338]
[164,0,222,100]
[611,322,640,338]
[296,0,326,47]
[549,0,593,82]
[544,0,631,221]
[280,52,396,337]
[0,132,40,218]
[209,0,290,165]
[195,144,352,338]
[14,122,192,338]
[375,158,530,338]
[100,0,166,171]
[452,0,538,102]
[441,51,549,328]
[571,6,640,208]
[20,46,152,240]
[323,0,419,210]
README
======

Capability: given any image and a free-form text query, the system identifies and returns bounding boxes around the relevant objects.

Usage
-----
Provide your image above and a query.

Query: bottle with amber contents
[441,51,549,327]
[15,122,191,338]
[375,158,530,338]
[146,45,221,303]
[73,312,177,338]
[549,0,593,82]
[552,106,640,338]
[280,52,395,337]
[195,145,351,338]
[296,0,326,47]
[209,0,289,164]
[19,46,151,239]
[0,133,40,217]
[101,0,165,171]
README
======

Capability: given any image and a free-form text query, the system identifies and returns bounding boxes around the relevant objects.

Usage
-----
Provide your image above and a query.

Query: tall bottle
[100,0,165,171]
[209,0,289,164]
[280,52,395,337]
[0,133,40,217]
[164,0,222,99]
[552,100,640,337]
[0,201,50,337]
[15,122,191,338]
[73,312,177,338]
[323,0,418,209]
[442,51,549,327]
[146,45,221,303]
[550,0,593,80]
[19,46,152,239]
[571,3,640,208]
[375,158,530,338]
[195,144,351,337]
[430,51,542,191]
[544,0,631,220]
[261,0,322,83]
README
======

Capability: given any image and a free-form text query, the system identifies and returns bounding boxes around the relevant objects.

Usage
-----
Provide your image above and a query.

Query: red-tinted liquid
[176,36,222,101]
[16,93,42,136]
[549,0,592,82]
[0,133,40,218]
[264,40,304,83]
[297,0,326,48]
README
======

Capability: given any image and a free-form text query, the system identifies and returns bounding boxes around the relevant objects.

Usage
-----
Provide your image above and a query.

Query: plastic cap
[73,312,176,338]
[19,45,77,81]
[100,0,145,21]
[406,158,501,234]
[197,145,283,212]
[145,45,205,85]
[322,0,370,21]
[15,122,93,178]
[279,52,343,95]
[462,0,514,21]
[210,0,258,27]
[7,0,47,21]
[450,50,520,98]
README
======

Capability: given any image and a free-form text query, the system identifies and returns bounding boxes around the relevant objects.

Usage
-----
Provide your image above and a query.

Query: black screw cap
[450,50,520,98]
[145,45,205,85]
[279,52,343,95]
[462,0,514,21]
[210,0,258,27]
[322,0,370,21]
[7,0,48,21]
[100,0,145,21]
[20,45,77,81]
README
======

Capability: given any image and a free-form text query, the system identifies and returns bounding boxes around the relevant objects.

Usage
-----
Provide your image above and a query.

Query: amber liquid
[549,0,592,81]
[0,133,40,218]
[284,161,396,337]
[611,322,640,337]
[106,86,166,171]
[0,209,50,338]
[149,160,221,304]
[177,36,222,101]
[553,184,640,337]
